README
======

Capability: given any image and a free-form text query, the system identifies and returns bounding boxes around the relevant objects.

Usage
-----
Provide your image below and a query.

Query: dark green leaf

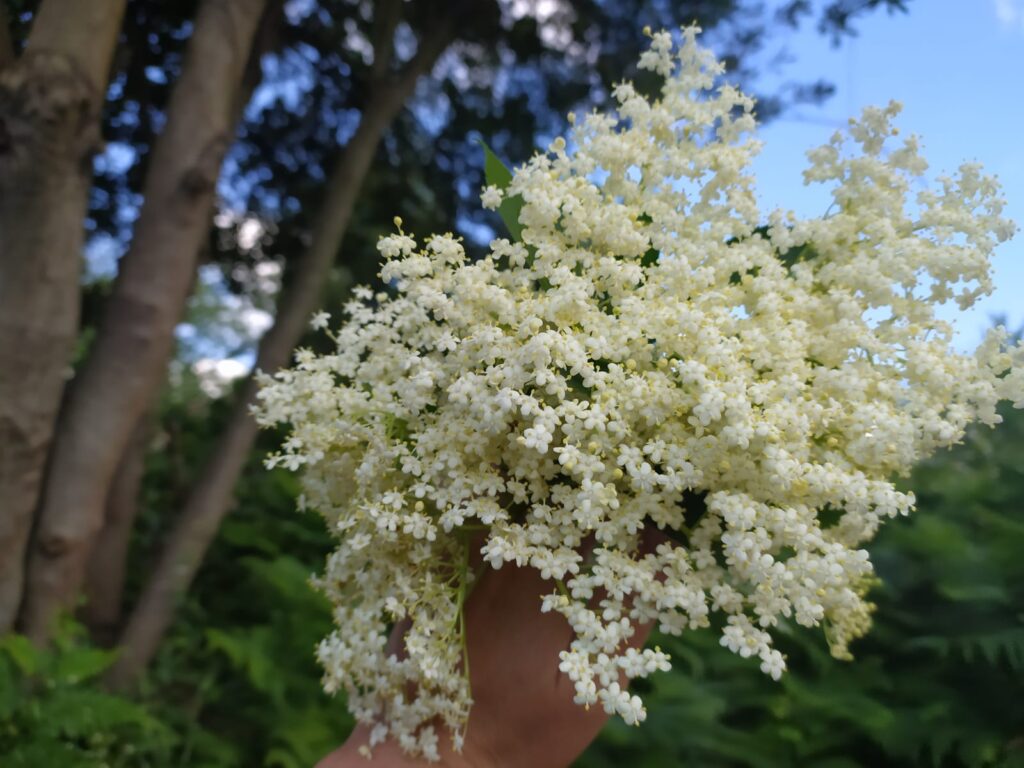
[479,139,525,241]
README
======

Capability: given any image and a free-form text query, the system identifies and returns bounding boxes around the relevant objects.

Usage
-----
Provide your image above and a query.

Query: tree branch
[18,0,270,643]
[80,414,152,646]
[0,0,127,635]
[370,0,403,83]
[393,6,456,96]
[105,6,458,692]
[0,4,15,72]
[26,0,127,92]
[235,0,284,116]
[77,1,284,647]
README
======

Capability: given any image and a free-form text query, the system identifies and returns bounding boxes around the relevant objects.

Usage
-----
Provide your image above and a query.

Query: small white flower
[309,310,331,331]
[481,184,504,210]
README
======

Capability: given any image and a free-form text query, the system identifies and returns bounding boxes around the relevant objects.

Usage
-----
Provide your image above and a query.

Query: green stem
[556,578,570,598]
[456,540,471,682]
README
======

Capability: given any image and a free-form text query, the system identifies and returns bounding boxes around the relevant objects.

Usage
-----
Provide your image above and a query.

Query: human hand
[317,549,655,768]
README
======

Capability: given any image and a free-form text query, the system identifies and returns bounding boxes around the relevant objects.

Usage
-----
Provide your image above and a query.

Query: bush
[580,403,1024,767]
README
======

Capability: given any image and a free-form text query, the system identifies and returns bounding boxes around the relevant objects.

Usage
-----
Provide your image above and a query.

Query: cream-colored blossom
[480,184,503,210]
[255,26,1022,760]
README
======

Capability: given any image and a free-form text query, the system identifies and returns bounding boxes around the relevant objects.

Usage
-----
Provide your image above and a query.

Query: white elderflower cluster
[255,27,1023,759]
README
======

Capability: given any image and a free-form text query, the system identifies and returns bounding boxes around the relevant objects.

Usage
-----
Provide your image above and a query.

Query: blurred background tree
[6,1,1022,766]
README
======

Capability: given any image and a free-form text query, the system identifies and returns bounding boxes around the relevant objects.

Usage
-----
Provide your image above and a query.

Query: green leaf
[264,707,354,768]
[778,241,818,270]
[220,518,281,555]
[479,139,524,241]
[2,740,97,768]
[53,646,119,684]
[0,634,39,675]
[37,688,171,741]
[0,656,19,717]
[640,247,659,268]
[480,138,513,189]
[205,627,285,702]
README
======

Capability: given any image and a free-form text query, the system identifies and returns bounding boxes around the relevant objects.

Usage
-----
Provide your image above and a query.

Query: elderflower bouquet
[255,27,1023,760]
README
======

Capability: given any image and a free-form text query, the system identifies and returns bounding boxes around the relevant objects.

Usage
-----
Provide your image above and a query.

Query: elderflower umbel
[255,27,1023,760]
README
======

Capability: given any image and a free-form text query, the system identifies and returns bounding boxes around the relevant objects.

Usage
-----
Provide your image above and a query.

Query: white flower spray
[255,27,1023,760]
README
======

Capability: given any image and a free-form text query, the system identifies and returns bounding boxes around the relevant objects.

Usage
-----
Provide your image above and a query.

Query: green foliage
[135,421,354,768]
[0,619,175,768]
[480,139,525,241]
[578,403,1024,768]
[12,380,359,768]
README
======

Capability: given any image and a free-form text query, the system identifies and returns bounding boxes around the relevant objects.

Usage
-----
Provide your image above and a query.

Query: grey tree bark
[78,3,282,648]
[80,415,153,647]
[0,0,127,633]
[105,11,456,691]
[0,5,15,71]
[19,0,271,642]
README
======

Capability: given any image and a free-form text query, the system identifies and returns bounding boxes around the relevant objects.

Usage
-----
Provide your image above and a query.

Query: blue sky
[742,0,1023,348]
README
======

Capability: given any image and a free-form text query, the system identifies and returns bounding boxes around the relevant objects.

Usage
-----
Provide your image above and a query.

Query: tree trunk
[80,415,152,646]
[77,3,281,649]
[105,18,455,691]
[19,0,270,642]
[0,5,15,71]
[0,0,126,633]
